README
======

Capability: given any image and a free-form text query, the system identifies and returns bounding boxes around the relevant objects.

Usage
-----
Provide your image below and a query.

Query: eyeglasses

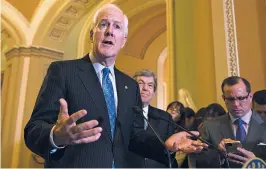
[223,93,250,102]
[168,108,181,114]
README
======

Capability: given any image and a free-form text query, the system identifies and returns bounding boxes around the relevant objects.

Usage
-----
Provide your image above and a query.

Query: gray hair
[133,69,157,92]
[91,4,128,37]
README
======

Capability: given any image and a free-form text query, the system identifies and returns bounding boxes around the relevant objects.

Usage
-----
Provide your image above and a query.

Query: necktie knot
[235,118,245,126]
[103,67,110,77]
[234,118,246,143]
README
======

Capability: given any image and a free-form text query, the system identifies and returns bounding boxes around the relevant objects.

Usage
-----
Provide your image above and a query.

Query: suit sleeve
[193,120,221,168]
[24,62,66,161]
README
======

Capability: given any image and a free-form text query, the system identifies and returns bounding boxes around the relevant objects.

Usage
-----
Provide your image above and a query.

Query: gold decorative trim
[5,46,64,61]
[48,1,97,42]
[223,0,240,76]
[1,29,11,39]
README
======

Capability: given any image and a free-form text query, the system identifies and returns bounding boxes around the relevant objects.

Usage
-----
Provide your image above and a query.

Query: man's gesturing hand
[165,131,208,153]
[53,98,103,146]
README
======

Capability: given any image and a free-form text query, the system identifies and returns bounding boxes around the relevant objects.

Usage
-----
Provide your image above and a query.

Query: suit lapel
[243,112,264,149]
[77,55,112,141]
[114,68,129,129]
[219,114,235,139]
[147,106,159,131]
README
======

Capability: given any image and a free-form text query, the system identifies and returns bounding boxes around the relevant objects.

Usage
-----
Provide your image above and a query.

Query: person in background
[252,89,266,118]
[196,76,266,168]
[166,101,184,122]
[194,107,207,133]
[204,103,226,120]
[127,69,178,168]
[179,107,196,131]
[175,107,197,168]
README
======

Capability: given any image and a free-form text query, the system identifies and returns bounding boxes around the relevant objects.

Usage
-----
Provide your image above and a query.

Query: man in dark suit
[195,76,266,168]
[127,69,178,168]
[24,4,206,168]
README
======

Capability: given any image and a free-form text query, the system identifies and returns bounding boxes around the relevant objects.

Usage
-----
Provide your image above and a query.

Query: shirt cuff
[50,125,66,149]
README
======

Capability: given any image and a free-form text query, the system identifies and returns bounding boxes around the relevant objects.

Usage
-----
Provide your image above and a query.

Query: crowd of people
[166,82,266,168]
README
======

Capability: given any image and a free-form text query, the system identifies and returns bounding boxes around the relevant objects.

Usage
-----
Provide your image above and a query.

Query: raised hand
[218,139,227,152]
[53,98,102,146]
[165,131,208,153]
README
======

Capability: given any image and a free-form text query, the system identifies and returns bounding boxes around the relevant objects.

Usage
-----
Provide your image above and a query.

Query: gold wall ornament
[48,1,97,42]
[223,0,240,76]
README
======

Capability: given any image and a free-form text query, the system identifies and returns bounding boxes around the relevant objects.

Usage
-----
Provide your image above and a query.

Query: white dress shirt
[229,109,252,137]
[143,106,149,129]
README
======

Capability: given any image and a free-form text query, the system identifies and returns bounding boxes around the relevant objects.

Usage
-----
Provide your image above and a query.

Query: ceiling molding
[126,0,165,18]
[124,12,166,59]
[5,46,64,61]
[124,27,166,59]
[46,0,103,42]
[139,27,166,59]
[1,0,29,45]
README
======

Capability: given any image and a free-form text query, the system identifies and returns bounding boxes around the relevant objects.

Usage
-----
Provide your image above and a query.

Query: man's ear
[249,92,253,99]
[121,36,127,48]
[90,29,94,41]
[153,91,156,97]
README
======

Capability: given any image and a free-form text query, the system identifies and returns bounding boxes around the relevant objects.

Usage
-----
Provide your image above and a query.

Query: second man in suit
[127,69,178,168]
[195,76,266,168]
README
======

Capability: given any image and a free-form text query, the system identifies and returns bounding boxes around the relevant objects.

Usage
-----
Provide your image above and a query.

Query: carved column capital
[5,46,64,61]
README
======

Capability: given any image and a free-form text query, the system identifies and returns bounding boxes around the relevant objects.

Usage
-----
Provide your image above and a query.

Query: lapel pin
[125,86,128,90]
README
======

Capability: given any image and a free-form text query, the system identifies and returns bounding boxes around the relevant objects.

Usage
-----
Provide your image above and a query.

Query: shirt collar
[229,109,252,124]
[143,106,149,119]
[89,52,115,76]
[143,105,149,113]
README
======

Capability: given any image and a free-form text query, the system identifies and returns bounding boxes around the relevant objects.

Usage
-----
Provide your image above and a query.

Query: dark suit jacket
[24,55,169,168]
[127,105,178,168]
[194,111,266,168]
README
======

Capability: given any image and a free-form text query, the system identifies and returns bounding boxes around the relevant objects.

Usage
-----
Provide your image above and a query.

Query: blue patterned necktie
[102,68,116,139]
[235,118,246,143]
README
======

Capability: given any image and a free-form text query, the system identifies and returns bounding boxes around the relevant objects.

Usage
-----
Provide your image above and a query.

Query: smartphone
[225,142,242,154]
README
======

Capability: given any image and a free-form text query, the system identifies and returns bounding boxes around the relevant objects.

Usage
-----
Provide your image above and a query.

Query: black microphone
[132,106,173,168]
[148,113,231,168]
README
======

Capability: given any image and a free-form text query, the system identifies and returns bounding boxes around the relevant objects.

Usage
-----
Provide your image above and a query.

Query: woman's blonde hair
[177,88,197,111]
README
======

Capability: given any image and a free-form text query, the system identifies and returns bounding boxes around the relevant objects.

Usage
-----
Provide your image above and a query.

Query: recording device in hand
[224,139,242,154]
[132,106,173,168]
[147,112,231,168]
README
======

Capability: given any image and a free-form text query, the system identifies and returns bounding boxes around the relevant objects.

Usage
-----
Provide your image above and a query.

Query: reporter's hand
[165,131,208,153]
[218,139,227,152]
[53,98,102,146]
[227,147,255,165]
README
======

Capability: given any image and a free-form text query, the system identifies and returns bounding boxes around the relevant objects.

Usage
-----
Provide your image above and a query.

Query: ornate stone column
[166,0,197,103]
[1,46,63,168]
[166,0,218,109]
